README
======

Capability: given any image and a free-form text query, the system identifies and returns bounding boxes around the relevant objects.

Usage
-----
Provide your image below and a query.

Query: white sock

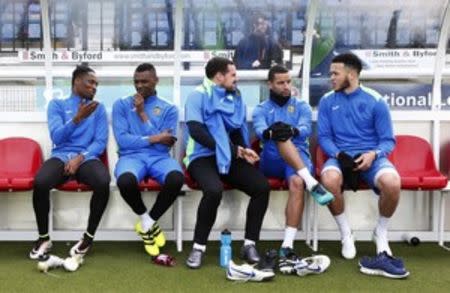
[139,212,155,232]
[193,243,206,252]
[297,168,318,191]
[375,216,390,237]
[281,226,297,249]
[244,239,255,246]
[334,213,352,239]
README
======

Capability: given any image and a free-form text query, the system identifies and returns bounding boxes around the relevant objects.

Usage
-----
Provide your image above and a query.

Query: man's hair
[268,65,289,81]
[71,64,95,87]
[135,63,156,74]
[205,57,234,79]
[331,53,362,74]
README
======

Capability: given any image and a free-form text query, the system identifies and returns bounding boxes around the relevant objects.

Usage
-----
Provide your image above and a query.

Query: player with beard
[112,63,184,257]
[317,53,406,277]
[252,65,333,274]
[184,57,270,269]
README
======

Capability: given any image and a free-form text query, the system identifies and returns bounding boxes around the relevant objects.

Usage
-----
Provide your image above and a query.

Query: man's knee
[164,171,184,190]
[117,172,138,190]
[289,176,305,193]
[321,170,342,193]
[377,172,401,196]
[33,173,55,192]
[253,177,270,197]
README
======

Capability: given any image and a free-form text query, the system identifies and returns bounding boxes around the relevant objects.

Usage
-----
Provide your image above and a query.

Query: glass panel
[182,0,308,70]
[49,0,174,51]
[52,76,174,111]
[0,78,45,112]
[316,0,444,50]
[0,0,42,52]
[311,0,446,110]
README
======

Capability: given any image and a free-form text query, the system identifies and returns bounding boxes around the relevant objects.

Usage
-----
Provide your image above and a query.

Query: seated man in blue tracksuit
[112,63,184,257]
[318,53,408,278]
[184,57,270,269]
[252,65,333,274]
[30,65,110,260]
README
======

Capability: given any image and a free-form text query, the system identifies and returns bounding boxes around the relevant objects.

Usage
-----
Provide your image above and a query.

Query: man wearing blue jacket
[184,57,270,269]
[30,65,110,259]
[112,63,184,257]
[253,65,333,274]
[318,53,404,276]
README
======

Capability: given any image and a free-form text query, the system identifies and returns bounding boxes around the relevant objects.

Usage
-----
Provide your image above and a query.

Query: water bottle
[220,229,232,268]
[402,233,420,246]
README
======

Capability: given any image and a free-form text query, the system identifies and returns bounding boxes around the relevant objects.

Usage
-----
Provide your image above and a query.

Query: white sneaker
[373,230,392,256]
[341,233,356,259]
[227,260,275,282]
[37,254,64,273]
[295,255,331,276]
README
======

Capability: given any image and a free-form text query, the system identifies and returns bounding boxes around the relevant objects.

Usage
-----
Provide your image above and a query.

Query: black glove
[338,152,361,192]
[264,122,295,142]
[337,152,355,169]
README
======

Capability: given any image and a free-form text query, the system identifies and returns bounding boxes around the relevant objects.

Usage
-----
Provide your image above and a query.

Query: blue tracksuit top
[49,94,108,163]
[112,95,178,156]
[183,78,248,172]
[253,96,312,159]
[317,85,395,158]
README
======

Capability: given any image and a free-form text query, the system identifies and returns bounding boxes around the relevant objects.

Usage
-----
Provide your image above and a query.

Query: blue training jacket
[252,96,312,159]
[184,78,248,174]
[112,95,178,156]
[49,94,108,163]
[317,85,395,158]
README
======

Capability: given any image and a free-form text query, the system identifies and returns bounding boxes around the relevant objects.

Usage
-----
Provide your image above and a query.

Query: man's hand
[354,151,376,171]
[149,130,177,147]
[263,121,295,142]
[64,154,84,175]
[73,100,98,124]
[237,146,259,164]
[134,93,149,122]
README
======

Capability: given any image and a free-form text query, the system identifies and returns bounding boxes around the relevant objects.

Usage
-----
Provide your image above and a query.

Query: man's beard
[335,78,351,92]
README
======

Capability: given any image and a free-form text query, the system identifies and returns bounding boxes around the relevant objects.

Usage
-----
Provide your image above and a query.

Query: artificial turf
[0,240,449,292]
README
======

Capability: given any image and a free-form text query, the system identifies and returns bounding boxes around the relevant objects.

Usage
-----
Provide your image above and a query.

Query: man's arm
[317,96,340,158]
[294,101,312,141]
[186,121,216,150]
[83,103,108,159]
[112,99,154,150]
[48,100,78,145]
[252,105,269,140]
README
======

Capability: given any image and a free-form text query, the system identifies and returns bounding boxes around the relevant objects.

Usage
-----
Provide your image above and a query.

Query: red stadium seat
[57,151,109,191]
[388,135,447,190]
[0,137,43,191]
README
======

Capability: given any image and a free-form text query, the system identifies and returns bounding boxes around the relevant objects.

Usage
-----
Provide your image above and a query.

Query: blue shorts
[114,153,182,185]
[259,150,313,180]
[321,156,399,194]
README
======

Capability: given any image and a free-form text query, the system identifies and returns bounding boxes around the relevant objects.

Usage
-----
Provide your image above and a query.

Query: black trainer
[240,244,261,264]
